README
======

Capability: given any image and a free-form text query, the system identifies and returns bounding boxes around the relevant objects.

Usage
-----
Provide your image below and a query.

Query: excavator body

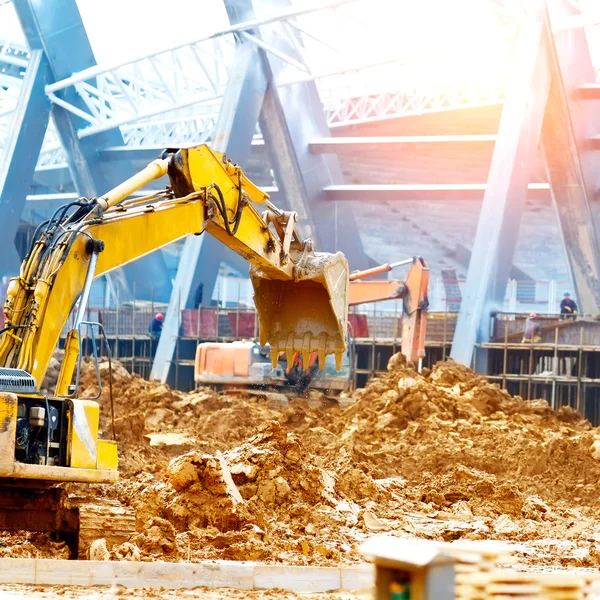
[194,341,352,393]
[0,144,349,556]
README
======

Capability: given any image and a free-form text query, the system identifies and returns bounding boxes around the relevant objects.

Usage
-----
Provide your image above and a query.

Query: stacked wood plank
[446,543,597,600]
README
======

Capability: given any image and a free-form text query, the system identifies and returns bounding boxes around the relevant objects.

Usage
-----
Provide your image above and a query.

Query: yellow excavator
[0,144,349,556]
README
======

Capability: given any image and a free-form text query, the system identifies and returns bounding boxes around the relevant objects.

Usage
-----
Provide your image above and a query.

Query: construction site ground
[4,352,600,594]
[0,586,368,599]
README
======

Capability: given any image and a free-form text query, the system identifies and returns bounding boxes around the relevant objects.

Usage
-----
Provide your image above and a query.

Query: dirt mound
[75,357,282,476]
[108,421,380,562]
[314,355,596,507]
[12,352,600,568]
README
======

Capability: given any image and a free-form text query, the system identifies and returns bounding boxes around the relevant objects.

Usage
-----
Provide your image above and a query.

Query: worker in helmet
[148,313,163,357]
[522,312,542,343]
[560,291,578,319]
[149,313,164,338]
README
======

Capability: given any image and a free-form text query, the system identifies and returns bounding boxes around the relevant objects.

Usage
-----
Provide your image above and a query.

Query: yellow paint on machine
[96,440,118,471]
[0,393,16,474]
[69,399,100,470]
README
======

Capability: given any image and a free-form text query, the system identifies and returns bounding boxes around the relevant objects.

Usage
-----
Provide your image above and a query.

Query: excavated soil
[5,353,600,569]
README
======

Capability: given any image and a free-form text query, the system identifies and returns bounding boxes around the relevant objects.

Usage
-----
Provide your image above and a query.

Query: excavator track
[0,483,136,558]
[67,496,136,558]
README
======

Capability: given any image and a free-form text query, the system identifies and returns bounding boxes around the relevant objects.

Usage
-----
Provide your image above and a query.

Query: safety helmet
[155,313,164,322]
[529,312,537,318]
[564,291,571,296]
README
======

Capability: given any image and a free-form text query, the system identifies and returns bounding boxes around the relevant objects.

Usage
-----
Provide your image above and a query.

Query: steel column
[150,38,268,383]
[13,0,172,302]
[450,21,551,367]
[253,0,371,269]
[542,1,600,312]
[0,49,52,278]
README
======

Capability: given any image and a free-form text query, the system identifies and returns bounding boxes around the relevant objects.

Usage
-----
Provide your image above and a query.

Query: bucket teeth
[335,351,343,371]
[302,352,311,371]
[259,329,268,348]
[270,348,279,369]
[286,348,295,369]
[317,333,327,370]
[302,332,312,372]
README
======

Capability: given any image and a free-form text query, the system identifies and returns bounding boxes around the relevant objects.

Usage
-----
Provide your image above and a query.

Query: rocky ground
[3,354,600,572]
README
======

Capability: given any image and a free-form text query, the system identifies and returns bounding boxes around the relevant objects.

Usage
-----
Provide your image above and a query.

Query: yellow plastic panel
[70,399,99,469]
[96,439,118,471]
[0,393,17,475]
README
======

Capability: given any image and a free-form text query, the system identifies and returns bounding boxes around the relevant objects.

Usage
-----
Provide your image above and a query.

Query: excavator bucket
[250,251,349,371]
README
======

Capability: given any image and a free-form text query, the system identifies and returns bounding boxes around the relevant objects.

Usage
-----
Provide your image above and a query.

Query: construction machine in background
[194,256,429,394]
[0,144,349,556]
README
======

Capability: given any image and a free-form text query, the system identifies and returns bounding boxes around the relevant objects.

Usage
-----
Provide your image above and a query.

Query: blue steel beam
[542,0,600,312]
[150,38,269,383]
[0,49,52,278]
[13,0,172,302]
[252,0,371,270]
[450,21,551,367]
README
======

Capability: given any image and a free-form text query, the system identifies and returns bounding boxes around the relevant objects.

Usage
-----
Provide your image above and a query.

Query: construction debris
[4,353,600,570]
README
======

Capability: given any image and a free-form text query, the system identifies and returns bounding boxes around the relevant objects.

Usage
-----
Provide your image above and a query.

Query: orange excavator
[194,257,429,393]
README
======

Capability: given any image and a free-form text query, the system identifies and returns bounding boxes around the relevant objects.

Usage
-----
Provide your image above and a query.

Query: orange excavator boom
[349,257,429,364]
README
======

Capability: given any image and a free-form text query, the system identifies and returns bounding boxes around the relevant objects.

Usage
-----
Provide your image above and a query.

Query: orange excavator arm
[349,257,429,364]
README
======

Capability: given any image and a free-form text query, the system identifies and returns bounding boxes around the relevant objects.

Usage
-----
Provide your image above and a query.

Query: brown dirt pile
[7,352,600,568]
[77,358,282,476]
[110,420,373,563]
[312,354,597,509]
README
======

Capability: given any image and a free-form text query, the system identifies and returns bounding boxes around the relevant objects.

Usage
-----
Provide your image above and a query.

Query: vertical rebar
[102,279,107,359]
[115,286,120,361]
[352,305,358,390]
[371,302,376,378]
[502,321,508,390]
[527,342,534,401]
[443,303,448,361]
[236,284,240,338]
[551,325,559,411]
[175,292,181,389]
[197,302,201,341]
[577,325,584,413]
[132,282,136,376]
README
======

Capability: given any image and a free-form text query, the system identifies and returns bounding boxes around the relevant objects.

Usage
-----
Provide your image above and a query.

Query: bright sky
[0,0,513,89]
[76,0,229,63]
[0,0,228,61]
[0,0,598,92]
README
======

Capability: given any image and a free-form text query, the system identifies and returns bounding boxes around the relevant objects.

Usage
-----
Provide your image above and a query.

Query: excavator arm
[0,145,348,390]
[283,257,429,385]
[349,257,429,364]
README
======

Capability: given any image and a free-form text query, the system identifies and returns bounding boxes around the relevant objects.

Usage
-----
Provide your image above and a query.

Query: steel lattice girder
[0,49,51,276]
[450,19,552,368]
[10,0,173,302]
[451,0,600,366]
[37,0,514,140]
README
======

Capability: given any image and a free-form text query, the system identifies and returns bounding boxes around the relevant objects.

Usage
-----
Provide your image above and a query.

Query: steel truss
[2,1,600,163]
[40,0,515,140]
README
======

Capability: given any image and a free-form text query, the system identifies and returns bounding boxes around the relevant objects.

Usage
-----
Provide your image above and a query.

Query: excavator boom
[0,145,349,558]
[349,257,429,364]
[0,145,349,390]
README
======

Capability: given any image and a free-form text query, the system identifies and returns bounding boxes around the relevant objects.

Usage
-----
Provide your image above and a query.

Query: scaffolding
[61,296,600,426]
[477,313,600,424]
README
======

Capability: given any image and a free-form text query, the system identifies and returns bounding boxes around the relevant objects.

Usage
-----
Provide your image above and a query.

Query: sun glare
[296,0,513,94]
